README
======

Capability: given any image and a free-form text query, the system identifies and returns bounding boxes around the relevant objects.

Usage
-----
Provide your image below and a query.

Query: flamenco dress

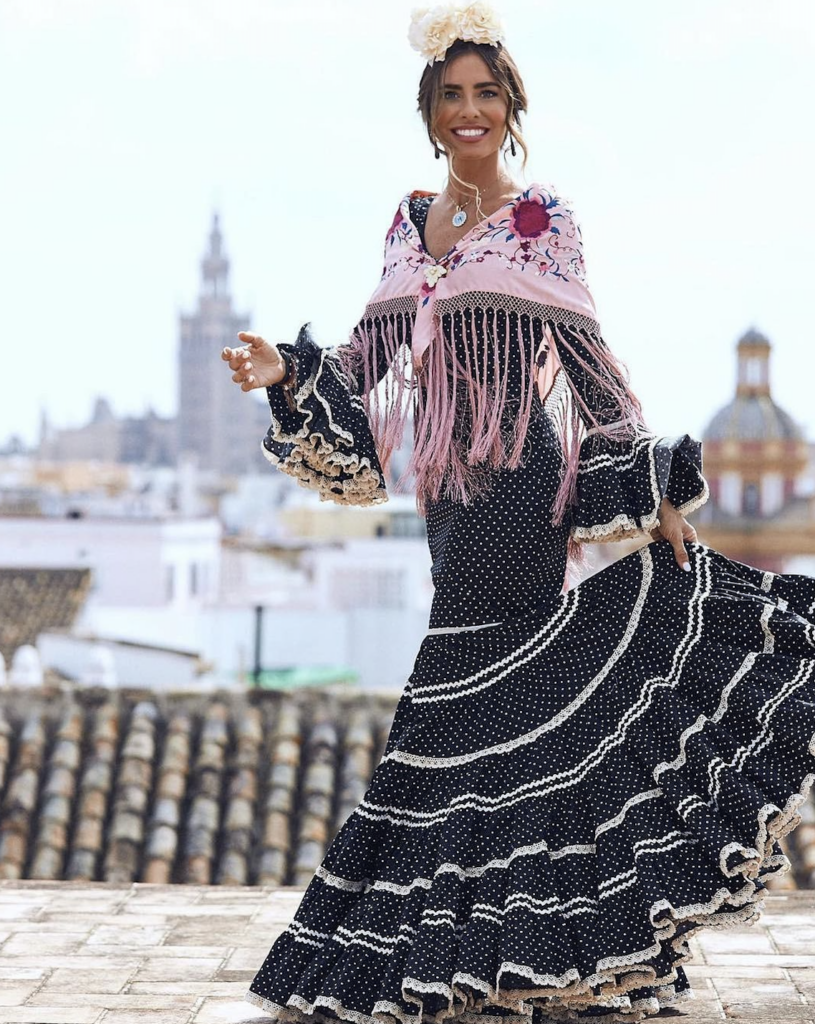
[245,193,815,1023]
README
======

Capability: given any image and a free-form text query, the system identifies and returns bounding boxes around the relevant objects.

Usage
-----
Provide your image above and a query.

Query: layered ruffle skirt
[246,539,815,1023]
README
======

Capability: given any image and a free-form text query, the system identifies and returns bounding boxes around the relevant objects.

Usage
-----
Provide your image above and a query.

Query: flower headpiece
[408,1,506,66]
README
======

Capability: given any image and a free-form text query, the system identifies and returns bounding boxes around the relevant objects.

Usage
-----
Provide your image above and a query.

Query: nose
[461,95,481,118]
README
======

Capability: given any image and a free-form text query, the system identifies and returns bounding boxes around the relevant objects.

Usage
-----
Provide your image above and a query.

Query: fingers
[666,530,691,572]
[222,345,246,364]
[653,519,692,572]
[222,340,255,389]
[237,331,266,350]
[222,346,253,372]
[231,358,255,387]
[223,333,266,390]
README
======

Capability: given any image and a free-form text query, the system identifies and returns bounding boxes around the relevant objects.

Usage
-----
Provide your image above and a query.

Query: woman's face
[434,51,509,160]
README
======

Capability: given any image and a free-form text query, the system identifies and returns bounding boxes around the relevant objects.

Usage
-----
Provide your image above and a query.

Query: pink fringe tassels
[545,319,650,530]
[335,304,416,482]
[335,303,652,562]
[404,306,539,515]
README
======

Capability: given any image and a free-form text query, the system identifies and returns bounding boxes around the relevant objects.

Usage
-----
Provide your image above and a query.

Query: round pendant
[452,209,468,227]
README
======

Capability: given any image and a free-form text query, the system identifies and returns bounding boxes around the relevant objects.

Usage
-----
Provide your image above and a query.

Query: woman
[224,6,815,1022]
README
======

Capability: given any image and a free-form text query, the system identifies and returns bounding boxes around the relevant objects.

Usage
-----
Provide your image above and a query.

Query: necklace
[446,175,508,227]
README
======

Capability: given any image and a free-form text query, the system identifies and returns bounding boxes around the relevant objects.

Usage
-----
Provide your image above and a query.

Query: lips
[452,127,489,140]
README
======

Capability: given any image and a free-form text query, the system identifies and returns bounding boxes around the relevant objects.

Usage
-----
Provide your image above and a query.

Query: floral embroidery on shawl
[334,182,705,568]
[381,188,584,287]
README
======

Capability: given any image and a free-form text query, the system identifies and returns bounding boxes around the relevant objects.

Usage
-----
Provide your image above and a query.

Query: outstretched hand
[650,497,697,571]
[221,331,287,391]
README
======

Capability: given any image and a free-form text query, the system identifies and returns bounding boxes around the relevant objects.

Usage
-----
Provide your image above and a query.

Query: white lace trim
[387,548,653,767]
[571,512,651,544]
[262,347,388,507]
[760,601,776,654]
[652,650,759,783]
[246,988,531,1024]
[706,659,815,810]
[674,477,711,518]
[315,864,370,892]
[254,959,682,1021]
[570,435,710,545]
[358,549,711,828]
[244,565,815,1024]
[408,591,580,705]
[594,787,663,837]
[337,553,813,895]
[314,828,690,900]
[244,809,804,1022]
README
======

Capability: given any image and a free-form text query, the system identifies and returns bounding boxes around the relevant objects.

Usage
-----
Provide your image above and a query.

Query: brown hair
[416,39,530,209]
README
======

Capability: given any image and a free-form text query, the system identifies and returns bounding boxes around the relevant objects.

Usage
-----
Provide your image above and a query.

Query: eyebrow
[443,81,500,89]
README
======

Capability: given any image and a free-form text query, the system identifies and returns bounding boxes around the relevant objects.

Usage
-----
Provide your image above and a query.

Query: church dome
[704,396,803,442]
[702,328,804,443]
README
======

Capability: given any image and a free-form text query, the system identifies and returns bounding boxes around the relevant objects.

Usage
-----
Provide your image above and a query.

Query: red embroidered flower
[511,199,551,239]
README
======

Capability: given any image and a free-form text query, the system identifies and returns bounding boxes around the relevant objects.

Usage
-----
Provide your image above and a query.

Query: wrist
[273,351,297,388]
[270,350,298,413]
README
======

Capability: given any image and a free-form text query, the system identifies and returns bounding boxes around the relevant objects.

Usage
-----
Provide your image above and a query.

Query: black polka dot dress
[247,194,815,1023]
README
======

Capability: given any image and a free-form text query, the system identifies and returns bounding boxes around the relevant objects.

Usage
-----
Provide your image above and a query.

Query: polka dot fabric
[247,194,815,1023]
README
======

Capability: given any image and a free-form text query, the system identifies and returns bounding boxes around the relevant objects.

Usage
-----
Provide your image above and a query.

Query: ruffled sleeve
[570,428,710,543]
[548,320,710,543]
[261,323,389,506]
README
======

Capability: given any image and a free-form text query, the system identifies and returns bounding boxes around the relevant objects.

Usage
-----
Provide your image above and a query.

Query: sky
[1,0,814,448]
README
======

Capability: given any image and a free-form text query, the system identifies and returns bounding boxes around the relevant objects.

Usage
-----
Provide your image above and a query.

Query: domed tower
[702,328,807,518]
[698,328,814,571]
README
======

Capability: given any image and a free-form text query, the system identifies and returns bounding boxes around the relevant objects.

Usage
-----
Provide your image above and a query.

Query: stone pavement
[0,880,813,1024]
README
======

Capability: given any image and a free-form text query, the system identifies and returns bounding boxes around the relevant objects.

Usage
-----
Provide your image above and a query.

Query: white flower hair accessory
[408,1,506,66]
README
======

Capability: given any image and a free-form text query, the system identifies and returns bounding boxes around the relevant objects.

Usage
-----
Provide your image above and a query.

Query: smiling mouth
[452,128,489,139]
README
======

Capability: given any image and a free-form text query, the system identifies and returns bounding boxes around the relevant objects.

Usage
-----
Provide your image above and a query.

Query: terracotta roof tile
[0,568,91,663]
[0,685,809,892]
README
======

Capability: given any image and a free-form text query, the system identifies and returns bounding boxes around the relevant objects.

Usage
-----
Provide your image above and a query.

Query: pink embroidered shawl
[335,181,648,528]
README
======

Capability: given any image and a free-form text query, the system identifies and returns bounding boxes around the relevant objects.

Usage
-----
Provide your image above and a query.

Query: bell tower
[201,214,230,302]
[177,213,266,477]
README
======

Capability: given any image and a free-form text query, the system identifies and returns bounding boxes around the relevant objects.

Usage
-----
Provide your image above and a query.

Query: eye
[442,89,500,99]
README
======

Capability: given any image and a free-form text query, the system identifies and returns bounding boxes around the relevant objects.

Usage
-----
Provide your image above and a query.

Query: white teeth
[453,128,487,137]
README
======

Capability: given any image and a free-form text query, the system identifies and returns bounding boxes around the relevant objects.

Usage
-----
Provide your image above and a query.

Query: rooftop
[0,688,400,887]
[0,569,91,665]
[0,880,813,1023]
[3,687,813,892]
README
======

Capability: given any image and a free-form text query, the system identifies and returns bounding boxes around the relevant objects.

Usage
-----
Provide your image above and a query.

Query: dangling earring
[431,135,441,160]
[509,133,516,157]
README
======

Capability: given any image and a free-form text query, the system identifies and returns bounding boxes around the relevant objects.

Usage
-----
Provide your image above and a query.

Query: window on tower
[744,357,765,387]
[743,482,760,517]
